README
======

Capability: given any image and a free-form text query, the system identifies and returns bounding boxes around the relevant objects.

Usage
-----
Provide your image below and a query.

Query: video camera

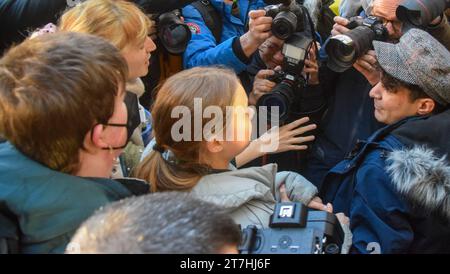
[396,0,450,28]
[325,16,388,73]
[257,0,318,123]
[239,202,344,254]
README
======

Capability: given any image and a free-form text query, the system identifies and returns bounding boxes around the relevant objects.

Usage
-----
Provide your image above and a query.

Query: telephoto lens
[325,16,388,72]
[396,0,450,28]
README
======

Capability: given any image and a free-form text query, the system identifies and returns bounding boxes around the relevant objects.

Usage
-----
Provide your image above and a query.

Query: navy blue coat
[321,112,450,254]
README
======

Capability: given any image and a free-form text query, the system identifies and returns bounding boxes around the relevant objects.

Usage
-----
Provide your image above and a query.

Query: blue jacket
[302,67,383,188]
[321,112,450,254]
[0,142,148,253]
[182,0,266,73]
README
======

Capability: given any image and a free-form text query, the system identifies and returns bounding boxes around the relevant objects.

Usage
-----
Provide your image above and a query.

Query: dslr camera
[239,202,344,254]
[256,33,314,123]
[264,0,308,40]
[257,0,317,123]
[156,10,192,55]
[325,16,388,72]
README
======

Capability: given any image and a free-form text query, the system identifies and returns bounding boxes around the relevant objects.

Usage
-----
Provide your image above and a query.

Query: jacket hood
[192,164,278,211]
[392,109,450,158]
[386,146,450,221]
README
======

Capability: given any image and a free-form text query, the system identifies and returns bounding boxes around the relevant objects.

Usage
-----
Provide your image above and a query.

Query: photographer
[182,0,270,73]
[241,34,327,173]
[320,28,450,253]
[303,0,450,188]
[67,192,241,254]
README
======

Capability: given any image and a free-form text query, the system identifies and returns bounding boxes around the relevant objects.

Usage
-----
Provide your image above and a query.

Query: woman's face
[121,36,156,80]
[222,84,255,158]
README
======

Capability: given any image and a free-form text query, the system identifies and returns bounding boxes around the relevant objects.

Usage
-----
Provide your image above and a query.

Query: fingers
[291,123,317,137]
[334,16,350,26]
[284,117,310,131]
[255,69,275,79]
[279,184,291,202]
[286,145,309,151]
[331,17,351,37]
[254,80,276,94]
[335,212,350,225]
[358,52,377,66]
[293,135,315,144]
[248,11,273,39]
[249,9,267,19]
[304,59,318,73]
[307,200,333,213]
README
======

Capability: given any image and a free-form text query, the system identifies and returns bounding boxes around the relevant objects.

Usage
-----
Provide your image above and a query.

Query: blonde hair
[59,0,152,50]
[133,67,239,192]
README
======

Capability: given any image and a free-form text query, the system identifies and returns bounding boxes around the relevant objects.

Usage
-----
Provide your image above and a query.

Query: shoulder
[193,164,278,208]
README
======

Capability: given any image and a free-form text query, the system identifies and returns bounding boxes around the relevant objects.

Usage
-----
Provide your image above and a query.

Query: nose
[369,82,382,99]
[273,50,284,63]
[146,37,157,53]
[248,106,256,120]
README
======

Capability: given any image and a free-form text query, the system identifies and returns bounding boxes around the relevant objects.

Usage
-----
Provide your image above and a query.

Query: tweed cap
[373,28,450,106]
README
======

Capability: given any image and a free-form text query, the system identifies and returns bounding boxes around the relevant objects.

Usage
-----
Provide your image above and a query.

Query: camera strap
[191,0,223,44]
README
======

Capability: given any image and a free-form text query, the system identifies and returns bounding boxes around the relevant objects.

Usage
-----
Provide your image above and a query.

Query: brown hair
[59,0,152,51]
[133,67,238,192]
[0,32,128,174]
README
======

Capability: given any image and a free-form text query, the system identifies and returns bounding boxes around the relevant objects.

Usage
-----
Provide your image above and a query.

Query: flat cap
[373,28,450,106]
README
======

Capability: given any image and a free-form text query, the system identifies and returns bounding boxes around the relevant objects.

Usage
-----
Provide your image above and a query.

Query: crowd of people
[0,0,449,254]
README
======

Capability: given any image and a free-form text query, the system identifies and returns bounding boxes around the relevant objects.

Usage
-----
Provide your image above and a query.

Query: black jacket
[0,0,68,54]
[0,0,197,55]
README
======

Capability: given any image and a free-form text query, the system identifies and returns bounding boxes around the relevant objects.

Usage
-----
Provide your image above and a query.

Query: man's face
[371,8,403,40]
[369,80,420,125]
[259,36,285,69]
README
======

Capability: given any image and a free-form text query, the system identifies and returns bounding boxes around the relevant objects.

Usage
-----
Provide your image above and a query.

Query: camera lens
[273,11,297,40]
[158,11,192,55]
[325,26,376,72]
[257,81,295,123]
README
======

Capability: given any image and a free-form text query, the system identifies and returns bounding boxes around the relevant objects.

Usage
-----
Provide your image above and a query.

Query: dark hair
[0,32,128,174]
[68,192,242,254]
[380,69,446,113]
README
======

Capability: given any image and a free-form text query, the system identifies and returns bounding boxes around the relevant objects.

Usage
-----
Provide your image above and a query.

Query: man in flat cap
[320,28,450,253]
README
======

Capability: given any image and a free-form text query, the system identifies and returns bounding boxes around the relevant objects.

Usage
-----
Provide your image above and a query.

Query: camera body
[157,10,192,55]
[325,16,388,72]
[239,202,344,254]
[256,32,314,123]
[264,0,306,40]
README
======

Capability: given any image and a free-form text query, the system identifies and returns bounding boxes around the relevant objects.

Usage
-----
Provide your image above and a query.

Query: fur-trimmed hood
[386,146,450,221]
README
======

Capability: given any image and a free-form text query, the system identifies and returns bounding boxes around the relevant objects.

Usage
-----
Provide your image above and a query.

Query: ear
[416,98,435,116]
[205,138,224,154]
[88,124,109,149]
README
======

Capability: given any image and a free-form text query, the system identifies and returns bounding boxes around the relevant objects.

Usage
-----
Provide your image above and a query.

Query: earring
[108,145,113,155]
